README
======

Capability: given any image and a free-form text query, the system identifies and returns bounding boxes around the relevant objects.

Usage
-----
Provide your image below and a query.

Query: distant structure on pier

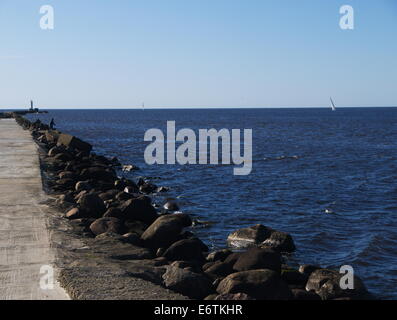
[28,100,39,113]
[25,100,47,114]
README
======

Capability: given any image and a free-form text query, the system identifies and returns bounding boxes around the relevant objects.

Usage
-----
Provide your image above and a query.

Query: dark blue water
[28,108,397,299]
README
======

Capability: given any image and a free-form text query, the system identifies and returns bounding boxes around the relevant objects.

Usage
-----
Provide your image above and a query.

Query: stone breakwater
[7,112,373,300]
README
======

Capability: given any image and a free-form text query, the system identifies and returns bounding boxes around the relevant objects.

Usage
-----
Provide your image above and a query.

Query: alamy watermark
[40,5,54,30]
[39,265,54,290]
[144,121,252,176]
[340,5,354,30]
[340,265,355,290]
[36,4,353,31]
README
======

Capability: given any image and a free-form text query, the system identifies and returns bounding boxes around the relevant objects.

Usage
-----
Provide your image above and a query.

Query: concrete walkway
[0,119,69,300]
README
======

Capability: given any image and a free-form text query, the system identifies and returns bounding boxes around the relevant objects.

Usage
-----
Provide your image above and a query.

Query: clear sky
[0,0,396,109]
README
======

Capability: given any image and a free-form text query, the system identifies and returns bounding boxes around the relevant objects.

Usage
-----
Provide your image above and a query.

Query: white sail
[330,97,336,111]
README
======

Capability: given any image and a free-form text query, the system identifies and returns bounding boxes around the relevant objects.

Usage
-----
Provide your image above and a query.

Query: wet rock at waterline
[57,133,92,153]
[261,230,296,252]
[227,224,295,253]
[118,196,158,224]
[157,186,169,193]
[139,182,158,194]
[227,224,272,247]
[305,269,370,300]
[163,200,180,211]
[141,214,192,249]
[124,185,139,194]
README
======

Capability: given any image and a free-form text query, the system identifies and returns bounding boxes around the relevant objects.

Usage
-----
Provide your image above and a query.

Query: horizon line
[1,105,397,110]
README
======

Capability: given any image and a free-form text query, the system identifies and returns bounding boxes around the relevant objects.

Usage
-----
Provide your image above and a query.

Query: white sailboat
[330,97,336,111]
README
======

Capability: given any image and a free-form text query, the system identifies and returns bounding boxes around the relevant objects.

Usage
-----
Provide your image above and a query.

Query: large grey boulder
[119,196,158,224]
[227,224,272,247]
[233,247,282,273]
[261,230,296,252]
[141,214,192,249]
[162,266,213,299]
[78,193,106,217]
[217,269,292,300]
[89,217,126,236]
[57,133,92,152]
[227,224,295,252]
[162,238,207,262]
[306,269,371,300]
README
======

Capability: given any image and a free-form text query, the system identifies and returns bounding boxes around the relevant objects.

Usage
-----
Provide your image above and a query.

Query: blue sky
[0,0,396,109]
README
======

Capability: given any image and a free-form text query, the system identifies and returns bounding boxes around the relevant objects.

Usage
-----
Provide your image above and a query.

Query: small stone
[65,207,84,220]
[75,181,92,192]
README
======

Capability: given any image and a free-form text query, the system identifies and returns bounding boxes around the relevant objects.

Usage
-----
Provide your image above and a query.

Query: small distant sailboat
[142,102,145,111]
[330,97,336,111]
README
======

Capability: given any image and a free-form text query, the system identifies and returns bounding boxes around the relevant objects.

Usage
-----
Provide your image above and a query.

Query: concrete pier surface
[0,119,69,300]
